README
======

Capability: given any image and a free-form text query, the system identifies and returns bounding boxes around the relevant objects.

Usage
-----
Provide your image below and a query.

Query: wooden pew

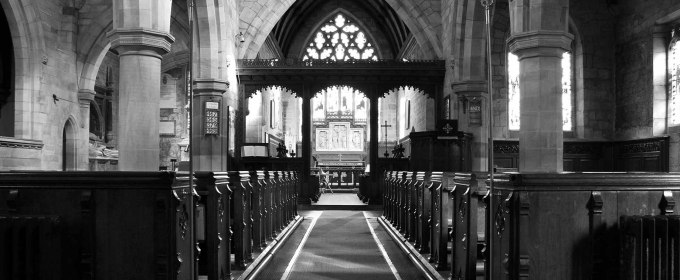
[416,171,431,254]
[384,171,393,224]
[249,170,265,250]
[194,172,231,280]
[407,171,418,242]
[489,172,680,279]
[229,171,252,269]
[428,172,448,269]
[450,172,488,279]
[0,171,194,280]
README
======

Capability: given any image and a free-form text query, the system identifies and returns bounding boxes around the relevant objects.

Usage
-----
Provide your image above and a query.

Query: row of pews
[382,171,487,279]
[0,170,299,280]
[383,170,680,279]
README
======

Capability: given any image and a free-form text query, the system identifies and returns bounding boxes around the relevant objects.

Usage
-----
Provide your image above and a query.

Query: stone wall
[245,87,289,143]
[0,0,86,171]
[570,0,617,140]
[614,0,680,139]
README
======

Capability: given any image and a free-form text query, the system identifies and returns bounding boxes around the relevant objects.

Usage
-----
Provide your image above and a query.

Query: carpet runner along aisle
[282,211,412,280]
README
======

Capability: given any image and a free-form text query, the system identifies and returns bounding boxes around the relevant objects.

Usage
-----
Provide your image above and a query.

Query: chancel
[1,0,680,279]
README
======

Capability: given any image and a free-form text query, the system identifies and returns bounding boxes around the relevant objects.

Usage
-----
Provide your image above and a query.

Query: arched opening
[62,119,77,171]
[0,5,14,137]
[379,86,434,158]
[311,85,370,190]
[245,86,302,157]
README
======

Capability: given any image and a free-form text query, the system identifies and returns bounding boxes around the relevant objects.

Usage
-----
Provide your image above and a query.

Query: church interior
[1,0,680,279]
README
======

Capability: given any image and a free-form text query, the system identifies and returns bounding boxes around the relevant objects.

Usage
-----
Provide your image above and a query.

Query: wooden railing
[383,170,680,280]
[0,170,299,279]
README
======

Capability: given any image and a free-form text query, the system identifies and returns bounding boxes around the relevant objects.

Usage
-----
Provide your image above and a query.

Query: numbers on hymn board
[205,102,220,135]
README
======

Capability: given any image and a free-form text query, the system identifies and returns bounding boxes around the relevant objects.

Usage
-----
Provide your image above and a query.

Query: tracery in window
[303,14,378,61]
[507,52,573,131]
[669,28,680,125]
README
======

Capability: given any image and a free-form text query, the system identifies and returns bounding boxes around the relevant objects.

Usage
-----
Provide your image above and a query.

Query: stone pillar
[508,31,572,173]
[507,0,572,173]
[106,29,174,171]
[453,81,488,172]
[192,78,229,171]
[78,89,95,170]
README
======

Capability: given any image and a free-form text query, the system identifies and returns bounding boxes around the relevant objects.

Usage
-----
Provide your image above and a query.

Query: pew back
[0,171,193,280]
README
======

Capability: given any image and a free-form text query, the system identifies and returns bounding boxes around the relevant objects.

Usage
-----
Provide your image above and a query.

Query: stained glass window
[303,14,378,61]
[507,52,573,131]
[670,28,680,125]
[562,52,572,131]
[508,53,520,130]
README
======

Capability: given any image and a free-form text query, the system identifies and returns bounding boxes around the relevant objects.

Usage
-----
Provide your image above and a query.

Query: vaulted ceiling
[271,0,411,58]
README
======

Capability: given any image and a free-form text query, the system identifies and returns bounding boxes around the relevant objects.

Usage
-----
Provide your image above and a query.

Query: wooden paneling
[0,171,193,280]
[492,137,669,172]
[408,131,472,172]
[491,173,680,279]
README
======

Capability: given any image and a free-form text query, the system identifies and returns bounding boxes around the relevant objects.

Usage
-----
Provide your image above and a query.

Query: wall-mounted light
[236,32,245,43]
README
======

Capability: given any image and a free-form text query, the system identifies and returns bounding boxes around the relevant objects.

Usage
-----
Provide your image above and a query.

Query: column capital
[507,30,573,59]
[77,89,96,102]
[451,80,487,94]
[106,28,175,57]
[193,78,229,97]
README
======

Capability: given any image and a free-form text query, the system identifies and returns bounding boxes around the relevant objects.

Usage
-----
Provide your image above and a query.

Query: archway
[378,86,434,159]
[0,0,17,137]
[244,86,302,157]
[62,119,77,171]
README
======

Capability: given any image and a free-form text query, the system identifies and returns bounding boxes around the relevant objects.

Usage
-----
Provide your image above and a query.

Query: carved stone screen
[316,122,363,151]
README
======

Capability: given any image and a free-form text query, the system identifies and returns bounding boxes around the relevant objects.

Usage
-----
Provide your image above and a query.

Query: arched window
[507,52,573,131]
[303,13,378,61]
[669,28,680,125]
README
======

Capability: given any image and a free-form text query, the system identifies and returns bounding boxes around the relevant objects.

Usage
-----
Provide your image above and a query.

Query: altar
[313,152,366,190]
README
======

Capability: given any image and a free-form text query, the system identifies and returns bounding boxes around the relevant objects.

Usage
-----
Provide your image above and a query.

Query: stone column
[106,29,174,171]
[78,89,95,170]
[192,78,229,171]
[508,31,572,173]
[507,0,572,173]
[453,81,488,172]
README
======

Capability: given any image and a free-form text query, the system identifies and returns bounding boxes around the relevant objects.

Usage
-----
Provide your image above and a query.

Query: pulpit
[406,131,472,172]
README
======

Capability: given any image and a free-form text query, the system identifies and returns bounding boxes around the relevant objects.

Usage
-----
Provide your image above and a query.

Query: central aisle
[256,211,427,280]
[287,211,394,280]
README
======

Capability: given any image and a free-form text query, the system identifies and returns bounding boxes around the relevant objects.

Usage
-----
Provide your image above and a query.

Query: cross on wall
[381,121,392,157]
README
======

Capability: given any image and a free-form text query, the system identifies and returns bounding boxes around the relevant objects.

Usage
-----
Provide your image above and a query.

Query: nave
[253,210,426,280]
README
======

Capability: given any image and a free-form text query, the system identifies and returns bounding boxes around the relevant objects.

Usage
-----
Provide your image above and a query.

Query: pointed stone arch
[384,0,442,59]
[238,0,296,59]
[76,3,113,93]
[0,0,46,139]
[62,117,78,171]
